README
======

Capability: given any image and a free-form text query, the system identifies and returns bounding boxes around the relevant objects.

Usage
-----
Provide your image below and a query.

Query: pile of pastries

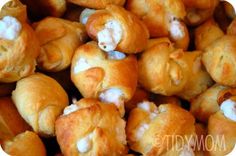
[0,0,236,155]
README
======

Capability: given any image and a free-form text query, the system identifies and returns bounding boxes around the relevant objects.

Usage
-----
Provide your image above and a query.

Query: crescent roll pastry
[183,0,219,26]
[34,17,87,72]
[12,73,69,136]
[194,19,224,51]
[0,16,40,83]
[0,97,30,140]
[21,0,66,18]
[202,35,236,87]
[207,111,236,156]
[86,5,149,54]
[55,98,127,156]
[67,0,125,9]
[138,38,212,99]
[126,102,196,155]
[71,41,138,116]
[3,131,46,156]
[126,0,189,50]
[0,0,27,22]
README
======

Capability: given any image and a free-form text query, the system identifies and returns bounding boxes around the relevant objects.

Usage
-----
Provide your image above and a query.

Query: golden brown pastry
[56,98,128,156]
[194,123,207,156]
[0,16,40,83]
[12,73,69,136]
[0,83,15,97]
[86,5,149,54]
[125,87,149,113]
[138,38,212,100]
[71,41,138,116]
[3,131,46,156]
[126,0,189,50]
[227,18,236,35]
[194,19,224,51]
[126,101,196,155]
[202,35,236,87]
[21,0,66,18]
[224,1,236,19]
[0,0,27,22]
[0,97,30,140]
[206,111,236,156]
[33,17,87,72]
[183,0,219,26]
[67,0,125,9]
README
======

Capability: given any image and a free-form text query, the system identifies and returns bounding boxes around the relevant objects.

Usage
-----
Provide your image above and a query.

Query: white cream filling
[220,99,236,122]
[77,132,93,153]
[74,58,91,74]
[0,16,22,40]
[63,104,80,115]
[169,19,185,39]
[137,101,151,112]
[135,123,149,140]
[107,51,126,60]
[99,88,124,107]
[97,20,122,52]
[79,8,96,25]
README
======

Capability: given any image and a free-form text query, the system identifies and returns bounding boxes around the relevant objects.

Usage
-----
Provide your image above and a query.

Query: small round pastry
[227,18,236,35]
[0,97,30,140]
[207,109,236,156]
[126,101,196,155]
[183,0,219,26]
[71,41,138,116]
[33,17,87,72]
[202,35,236,87]
[0,0,27,22]
[86,5,149,54]
[190,84,236,123]
[55,98,128,156]
[194,19,224,51]
[67,0,125,9]
[3,131,46,156]
[21,0,66,18]
[12,73,69,136]
[0,83,15,97]
[0,16,40,83]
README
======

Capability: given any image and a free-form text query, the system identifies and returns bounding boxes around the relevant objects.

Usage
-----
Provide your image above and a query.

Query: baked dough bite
[194,123,207,156]
[202,35,236,87]
[0,16,40,83]
[67,0,125,9]
[0,83,15,97]
[0,0,27,22]
[55,98,128,156]
[33,17,87,72]
[2,131,46,156]
[21,0,66,18]
[194,19,224,51]
[126,0,189,50]
[12,73,69,136]
[182,0,219,26]
[126,101,196,155]
[71,41,138,116]
[207,109,236,156]
[0,97,30,140]
[86,5,149,54]
[138,38,212,99]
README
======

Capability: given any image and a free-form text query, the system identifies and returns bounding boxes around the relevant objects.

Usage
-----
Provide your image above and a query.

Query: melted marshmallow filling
[97,20,122,52]
[137,101,159,120]
[63,104,80,115]
[74,58,91,74]
[220,99,236,122]
[0,16,22,40]
[79,8,96,25]
[169,19,185,39]
[99,88,124,107]
[77,132,93,153]
[107,51,126,60]
[135,123,149,140]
